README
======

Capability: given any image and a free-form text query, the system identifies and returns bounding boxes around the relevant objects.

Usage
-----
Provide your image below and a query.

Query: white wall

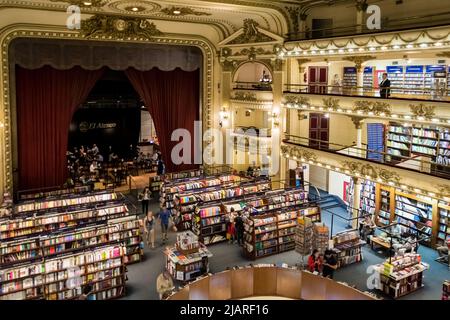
[140,110,156,143]
[309,165,328,191]
[328,170,351,203]
[234,62,271,83]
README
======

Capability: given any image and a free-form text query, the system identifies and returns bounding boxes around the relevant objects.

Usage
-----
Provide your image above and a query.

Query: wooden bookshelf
[331,230,364,268]
[0,245,127,300]
[437,202,450,247]
[375,253,429,299]
[18,185,92,201]
[243,205,321,260]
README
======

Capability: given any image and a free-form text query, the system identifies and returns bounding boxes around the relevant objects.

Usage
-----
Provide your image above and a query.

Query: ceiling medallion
[108,1,161,15]
[49,0,106,7]
[160,6,211,16]
[80,14,163,39]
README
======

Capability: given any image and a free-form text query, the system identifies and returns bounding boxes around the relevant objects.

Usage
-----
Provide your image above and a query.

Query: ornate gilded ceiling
[0,0,358,40]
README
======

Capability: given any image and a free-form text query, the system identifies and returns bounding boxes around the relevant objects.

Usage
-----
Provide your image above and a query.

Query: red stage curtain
[125,67,200,173]
[16,65,104,191]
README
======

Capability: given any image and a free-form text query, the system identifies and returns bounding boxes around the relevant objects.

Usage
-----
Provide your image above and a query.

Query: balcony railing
[283,134,450,180]
[284,84,450,102]
[285,11,450,41]
[233,81,273,91]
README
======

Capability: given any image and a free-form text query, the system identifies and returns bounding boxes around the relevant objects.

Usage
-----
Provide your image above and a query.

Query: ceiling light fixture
[173,9,182,15]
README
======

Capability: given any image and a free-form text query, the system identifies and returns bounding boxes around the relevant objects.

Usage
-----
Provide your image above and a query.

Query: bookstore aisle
[123,198,449,300]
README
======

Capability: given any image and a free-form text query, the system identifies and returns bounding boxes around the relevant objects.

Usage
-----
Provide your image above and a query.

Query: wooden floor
[110,172,157,193]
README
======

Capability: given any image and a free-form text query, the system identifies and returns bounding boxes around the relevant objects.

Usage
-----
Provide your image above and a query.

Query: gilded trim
[0,25,215,192]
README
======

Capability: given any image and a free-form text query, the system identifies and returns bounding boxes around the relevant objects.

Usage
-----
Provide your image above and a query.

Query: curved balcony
[284,84,450,103]
[283,134,450,180]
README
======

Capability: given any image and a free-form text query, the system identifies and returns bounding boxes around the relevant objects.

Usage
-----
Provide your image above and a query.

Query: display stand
[295,216,314,269]
[374,253,429,299]
[331,229,364,268]
[164,231,213,283]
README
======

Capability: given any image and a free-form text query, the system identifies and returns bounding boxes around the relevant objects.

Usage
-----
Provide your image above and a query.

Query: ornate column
[271,58,284,188]
[343,56,376,96]
[351,116,365,158]
[351,177,362,229]
[299,13,308,39]
[286,6,300,39]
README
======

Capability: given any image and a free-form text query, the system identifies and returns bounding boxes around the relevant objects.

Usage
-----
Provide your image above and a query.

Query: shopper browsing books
[158,205,171,243]
[227,208,237,244]
[235,212,244,246]
[79,283,94,300]
[307,249,323,273]
[138,187,152,215]
[322,249,338,279]
[360,214,376,242]
[436,239,450,261]
[156,270,175,300]
[144,211,155,249]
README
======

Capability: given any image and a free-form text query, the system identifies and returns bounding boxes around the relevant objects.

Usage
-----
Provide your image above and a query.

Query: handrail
[284,84,450,103]
[233,81,273,91]
[285,11,450,41]
[283,134,450,179]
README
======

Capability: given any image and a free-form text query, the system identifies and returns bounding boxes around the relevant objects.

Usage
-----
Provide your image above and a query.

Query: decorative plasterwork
[0,27,214,193]
[81,15,163,39]
[285,6,300,34]
[230,100,273,111]
[350,116,365,129]
[219,18,284,47]
[160,6,211,16]
[342,55,376,72]
[283,25,450,57]
[281,145,318,162]
[284,95,310,107]
[233,46,273,59]
[322,97,340,111]
[353,101,391,116]
[282,93,450,127]
[232,91,257,101]
[49,0,106,7]
[409,104,436,119]
[437,185,450,198]
[340,161,401,185]
[355,0,369,11]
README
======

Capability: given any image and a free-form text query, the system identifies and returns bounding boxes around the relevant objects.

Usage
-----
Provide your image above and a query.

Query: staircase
[308,187,348,211]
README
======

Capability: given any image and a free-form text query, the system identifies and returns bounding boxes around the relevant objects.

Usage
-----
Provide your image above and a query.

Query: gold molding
[341,161,401,184]
[232,91,257,101]
[409,103,436,119]
[322,97,339,111]
[229,19,275,44]
[281,145,318,162]
[436,51,450,58]
[342,55,377,72]
[0,26,214,193]
[350,116,365,129]
[436,185,450,198]
[160,6,211,16]
[353,100,391,116]
[81,14,163,39]
[49,0,106,7]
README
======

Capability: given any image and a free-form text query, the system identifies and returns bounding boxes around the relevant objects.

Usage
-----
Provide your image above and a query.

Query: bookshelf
[376,253,429,299]
[193,204,227,245]
[0,245,127,300]
[149,175,163,193]
[331,230,364,268]
[343,67,357,90]
[437,202,450,247]
[404,65,425,95]
[378,186,393,226]
[14,192,120,216]
[295,216,314,256]
[363,67,374,93]
[18,186,91,201]
[243,205,321,260]
[0,204,130,241]
[394,192,433,245]
[0,216,144,267]
[360,180,376,217]
[386,66,404,95]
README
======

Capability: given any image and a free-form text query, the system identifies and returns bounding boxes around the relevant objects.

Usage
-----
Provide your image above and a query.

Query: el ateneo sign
[79,121,117,133]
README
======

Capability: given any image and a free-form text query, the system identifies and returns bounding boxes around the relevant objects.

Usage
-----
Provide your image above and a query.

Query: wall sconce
[219,109,229,128]
[271,107,280,128]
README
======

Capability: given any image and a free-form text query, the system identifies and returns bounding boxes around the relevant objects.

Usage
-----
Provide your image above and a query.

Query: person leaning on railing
[379,73,391,98]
